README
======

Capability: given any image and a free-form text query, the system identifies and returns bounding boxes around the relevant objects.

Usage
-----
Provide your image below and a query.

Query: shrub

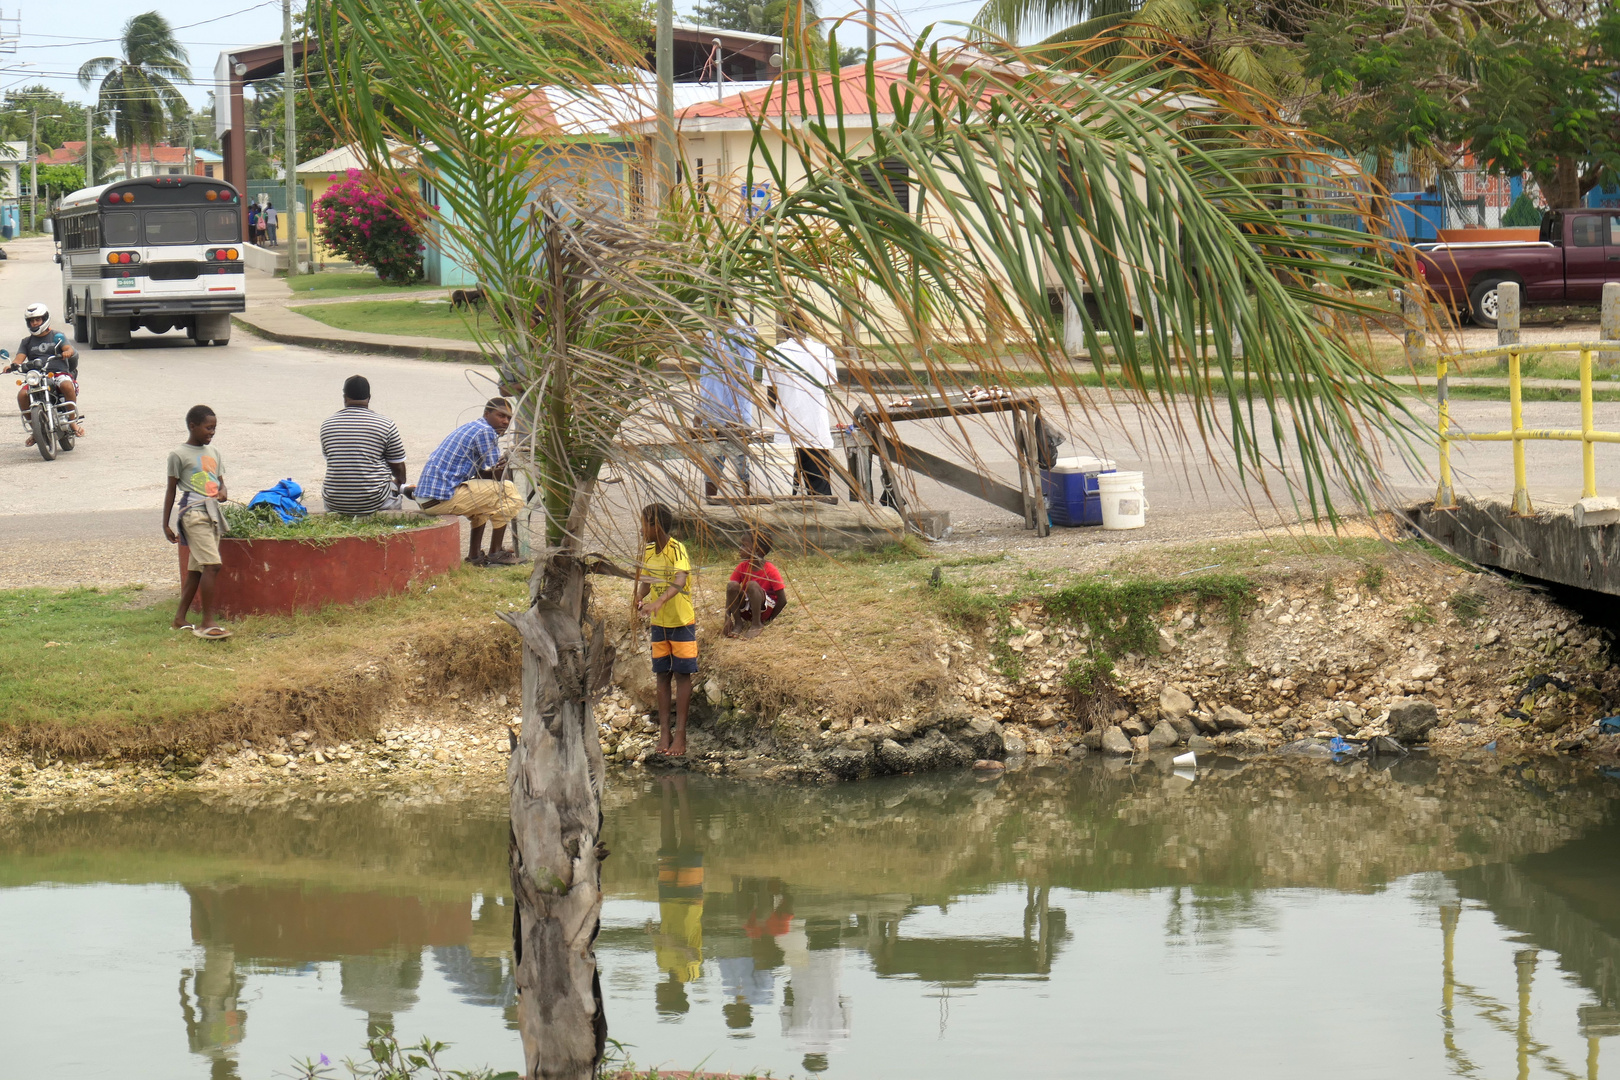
[314,169,424,283]
[1502,193,1543,228]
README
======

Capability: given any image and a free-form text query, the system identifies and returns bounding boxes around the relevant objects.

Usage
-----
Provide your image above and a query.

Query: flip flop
[193,626,233,640]
[174,623,197,632]
[482,551,521,566]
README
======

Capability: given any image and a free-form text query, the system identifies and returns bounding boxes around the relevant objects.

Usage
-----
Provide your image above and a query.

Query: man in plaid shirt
[406,397,523,565]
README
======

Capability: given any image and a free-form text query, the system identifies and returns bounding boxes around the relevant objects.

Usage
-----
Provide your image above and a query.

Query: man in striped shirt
[318,375,408,515]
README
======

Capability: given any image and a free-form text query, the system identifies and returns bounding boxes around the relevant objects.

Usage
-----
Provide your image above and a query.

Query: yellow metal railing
[1435,341,1620,515]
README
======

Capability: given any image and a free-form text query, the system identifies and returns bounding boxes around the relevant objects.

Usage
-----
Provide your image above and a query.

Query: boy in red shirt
[724,529,787,639]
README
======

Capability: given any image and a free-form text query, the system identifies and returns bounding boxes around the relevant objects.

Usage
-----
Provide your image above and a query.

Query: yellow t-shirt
[643,538,695,628]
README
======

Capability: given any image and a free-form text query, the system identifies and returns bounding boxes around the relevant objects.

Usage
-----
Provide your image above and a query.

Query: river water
[3,755,1619,1079]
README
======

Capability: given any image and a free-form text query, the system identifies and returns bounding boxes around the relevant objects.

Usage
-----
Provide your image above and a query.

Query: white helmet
[24,303,49,337]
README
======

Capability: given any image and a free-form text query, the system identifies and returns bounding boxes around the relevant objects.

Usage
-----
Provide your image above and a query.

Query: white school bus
[54,175,245,349]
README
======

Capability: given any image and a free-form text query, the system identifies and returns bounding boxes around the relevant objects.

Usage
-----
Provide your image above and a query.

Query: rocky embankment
[595,554,1620,779]
[3,552,1619,802]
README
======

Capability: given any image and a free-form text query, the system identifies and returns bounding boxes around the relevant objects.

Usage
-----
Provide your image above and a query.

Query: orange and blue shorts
[651,623,698,675]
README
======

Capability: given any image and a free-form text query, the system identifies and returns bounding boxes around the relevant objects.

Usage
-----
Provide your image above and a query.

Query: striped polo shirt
[319,406,407,514]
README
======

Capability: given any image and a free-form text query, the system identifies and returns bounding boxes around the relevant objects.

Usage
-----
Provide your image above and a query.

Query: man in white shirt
[765,319,838,497]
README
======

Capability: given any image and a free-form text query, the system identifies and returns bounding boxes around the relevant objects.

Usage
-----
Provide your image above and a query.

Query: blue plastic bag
[247,479,308,523]
[1598,716,1620,735]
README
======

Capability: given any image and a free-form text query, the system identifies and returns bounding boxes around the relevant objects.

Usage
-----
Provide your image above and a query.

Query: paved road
[0,233,1611,587]
[0,238,499,588]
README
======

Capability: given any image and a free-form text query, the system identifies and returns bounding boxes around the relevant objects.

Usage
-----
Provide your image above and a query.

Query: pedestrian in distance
[724,528,787,639]
[246,203,260,246]
[163,404,232,640]
[635,502,696,756]
[264,200,278,247]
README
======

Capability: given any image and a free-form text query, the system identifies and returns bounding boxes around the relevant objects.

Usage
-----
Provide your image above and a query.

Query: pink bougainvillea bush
[313,169,424,283]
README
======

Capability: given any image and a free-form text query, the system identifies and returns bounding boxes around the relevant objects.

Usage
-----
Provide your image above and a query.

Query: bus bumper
[100,296,246,316]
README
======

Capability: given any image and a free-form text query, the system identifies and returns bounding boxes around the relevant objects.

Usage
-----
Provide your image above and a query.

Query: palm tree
[971,0,1309,101]
[316,2,1417,1076]
[77,12,190,179]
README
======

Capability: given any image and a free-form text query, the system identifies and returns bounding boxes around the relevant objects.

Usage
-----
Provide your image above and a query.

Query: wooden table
[837,390,1051,536]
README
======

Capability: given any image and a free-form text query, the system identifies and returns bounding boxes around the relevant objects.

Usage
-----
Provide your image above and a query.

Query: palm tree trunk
[500,553,614,1080]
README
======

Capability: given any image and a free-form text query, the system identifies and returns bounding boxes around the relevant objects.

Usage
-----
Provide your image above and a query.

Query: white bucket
[1098,470,1147,529]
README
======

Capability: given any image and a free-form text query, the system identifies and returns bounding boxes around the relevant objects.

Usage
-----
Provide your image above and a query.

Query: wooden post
[1497,281,1520,372]
[1602,282,1620,370]
[1402,286,1425,370]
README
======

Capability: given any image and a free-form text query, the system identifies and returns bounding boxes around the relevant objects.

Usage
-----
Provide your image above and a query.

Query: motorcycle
[5,345,78,461]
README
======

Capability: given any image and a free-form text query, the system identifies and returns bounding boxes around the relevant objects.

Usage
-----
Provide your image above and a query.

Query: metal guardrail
[1435,341,1620,515]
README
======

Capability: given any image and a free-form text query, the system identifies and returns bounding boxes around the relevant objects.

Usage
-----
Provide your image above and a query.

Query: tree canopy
[77,12,191,160]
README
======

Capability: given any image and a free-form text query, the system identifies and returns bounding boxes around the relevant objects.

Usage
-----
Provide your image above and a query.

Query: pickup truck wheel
[1470,279,1504,329]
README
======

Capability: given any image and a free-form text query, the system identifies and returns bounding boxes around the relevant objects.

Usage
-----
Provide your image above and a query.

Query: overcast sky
[5,0,992,116]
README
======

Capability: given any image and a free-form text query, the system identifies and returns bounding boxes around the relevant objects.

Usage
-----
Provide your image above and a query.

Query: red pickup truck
[1413,209,1620,328]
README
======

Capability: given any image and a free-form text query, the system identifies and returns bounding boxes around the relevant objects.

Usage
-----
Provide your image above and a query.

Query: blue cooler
[1042,457,1116,527]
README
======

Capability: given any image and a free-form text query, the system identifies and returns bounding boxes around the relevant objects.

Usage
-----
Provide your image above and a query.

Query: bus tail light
[106,251,139,265]
[204,248,241,262]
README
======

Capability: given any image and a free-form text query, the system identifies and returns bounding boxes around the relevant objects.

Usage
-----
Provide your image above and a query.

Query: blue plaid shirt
[415,417,502,501]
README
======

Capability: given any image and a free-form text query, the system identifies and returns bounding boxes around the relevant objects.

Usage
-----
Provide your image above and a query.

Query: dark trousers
[796,448,833,496]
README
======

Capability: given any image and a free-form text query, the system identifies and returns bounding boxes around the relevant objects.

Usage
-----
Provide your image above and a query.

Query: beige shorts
[181,506,222,570]
[419,479,523,529]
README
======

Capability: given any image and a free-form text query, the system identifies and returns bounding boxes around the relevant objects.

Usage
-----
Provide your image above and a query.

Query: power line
[11,2,281,51]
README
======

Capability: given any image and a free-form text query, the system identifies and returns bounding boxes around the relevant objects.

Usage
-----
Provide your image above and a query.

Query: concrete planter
[178,519,461,619]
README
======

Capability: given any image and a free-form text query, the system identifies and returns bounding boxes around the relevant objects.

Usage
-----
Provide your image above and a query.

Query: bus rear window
[145,210,198,245]
[204,209,239,243]
[102,212,137,246]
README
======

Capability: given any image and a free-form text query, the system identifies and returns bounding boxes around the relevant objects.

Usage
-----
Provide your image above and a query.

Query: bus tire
[73,313,89,343]
[86,316,104,350]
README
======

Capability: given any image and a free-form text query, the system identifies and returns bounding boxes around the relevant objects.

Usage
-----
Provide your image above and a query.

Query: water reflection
[1,759,1619,1079]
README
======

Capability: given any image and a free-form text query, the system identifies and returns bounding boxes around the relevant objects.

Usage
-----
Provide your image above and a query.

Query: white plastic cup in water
[1172,768,1197,783]
[1172,751,1196,768]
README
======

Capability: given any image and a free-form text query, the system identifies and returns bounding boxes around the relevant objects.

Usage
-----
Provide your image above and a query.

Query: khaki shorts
[419,479,523,529]
[181,506,222,570]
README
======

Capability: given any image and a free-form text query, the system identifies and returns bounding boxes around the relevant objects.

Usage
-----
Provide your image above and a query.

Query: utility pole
[282,0,299,276]
[28,104,36,232]
[655,0,674,205]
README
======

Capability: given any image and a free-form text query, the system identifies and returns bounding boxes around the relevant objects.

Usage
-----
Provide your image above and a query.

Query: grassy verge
[286,271,445,297]
[0,565,527,755]
[297,298,483,342]
[223,506,437,541]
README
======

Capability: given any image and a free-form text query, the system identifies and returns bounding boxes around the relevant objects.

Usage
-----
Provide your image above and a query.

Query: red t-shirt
[730,559,786,594]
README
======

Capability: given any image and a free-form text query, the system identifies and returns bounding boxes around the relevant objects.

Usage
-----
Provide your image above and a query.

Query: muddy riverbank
[4,536,1619,804]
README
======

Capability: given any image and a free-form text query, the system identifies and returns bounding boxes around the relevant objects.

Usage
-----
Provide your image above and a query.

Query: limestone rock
[909,730,973,771]
[1121,717,1149,738]
[1186,734,1215,752]
[1482,627,1501,646]
[1032,706,1063,729]
[877,738,914,773]
[960,717,1006,760]
[1165,716,1197,742]
[822,746,872,781]
[1147,720,1181,749]
[1191,710,1221,735]
[1214,705,1252,731]
[1157,628,1177,653]
[265,753,290,768]
[1101,727,1133,755]
[1003,732,1027,757]
[1159,686,1195,719]
[1387,697,1440,743]
[1408,663,1439,682]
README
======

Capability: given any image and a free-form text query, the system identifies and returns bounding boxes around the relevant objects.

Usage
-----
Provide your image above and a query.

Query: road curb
[232,313,491,364]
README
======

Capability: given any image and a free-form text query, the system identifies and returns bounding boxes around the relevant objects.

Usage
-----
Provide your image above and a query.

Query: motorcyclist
[3,303,82,445]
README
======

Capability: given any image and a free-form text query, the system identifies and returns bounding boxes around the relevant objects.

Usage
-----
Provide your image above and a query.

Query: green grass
[286,271,446,296]
[296,298,483,342]
[223,505,437,542]
[0,566,528,739]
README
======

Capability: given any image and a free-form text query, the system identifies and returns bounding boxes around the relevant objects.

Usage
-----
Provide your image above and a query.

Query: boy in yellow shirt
[636,503,696,756]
